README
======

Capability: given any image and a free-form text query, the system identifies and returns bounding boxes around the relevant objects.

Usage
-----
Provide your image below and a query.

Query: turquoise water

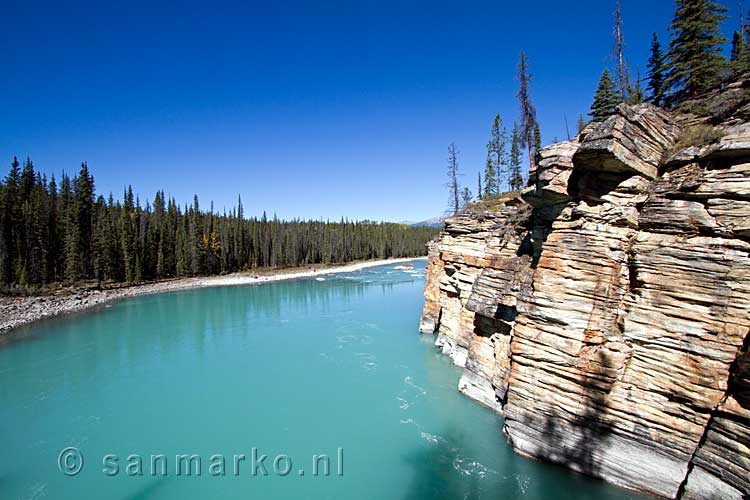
[0,261,646,500]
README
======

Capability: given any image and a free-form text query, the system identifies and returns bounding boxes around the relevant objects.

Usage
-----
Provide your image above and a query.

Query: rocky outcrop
[420,97,750,499]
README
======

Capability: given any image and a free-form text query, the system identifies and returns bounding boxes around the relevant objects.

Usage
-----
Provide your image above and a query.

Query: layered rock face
[420,100,750,499]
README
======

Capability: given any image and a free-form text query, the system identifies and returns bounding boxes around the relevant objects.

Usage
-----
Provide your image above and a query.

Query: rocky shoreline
[0,257,425,335]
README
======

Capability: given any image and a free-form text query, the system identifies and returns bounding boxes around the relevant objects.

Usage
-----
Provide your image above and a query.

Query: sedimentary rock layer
[420,99,750,499]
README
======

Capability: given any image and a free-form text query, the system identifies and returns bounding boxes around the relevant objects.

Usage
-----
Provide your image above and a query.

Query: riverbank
[0,257,426,335]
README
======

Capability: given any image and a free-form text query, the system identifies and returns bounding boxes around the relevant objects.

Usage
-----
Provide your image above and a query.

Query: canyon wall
[420,83,750,499]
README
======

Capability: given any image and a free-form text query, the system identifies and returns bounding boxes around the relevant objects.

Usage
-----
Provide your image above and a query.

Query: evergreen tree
[589,69,620,121]
[487,114,508,194]
[517,51,538,172]
[483,155,496,198]
[0,158,439,288]
[1,157,20,284]
[509,123,523,192]
[74,162,94,279]
[731,30,744,62]
[446,143,460,216]
[664,0,728,101]
[646,33,667,106]
[533,122,542,165]
[627,67,645,104]
[477,172,483,201]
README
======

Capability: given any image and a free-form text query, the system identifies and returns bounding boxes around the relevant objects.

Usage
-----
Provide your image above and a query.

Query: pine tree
[533,122,542,165]
[509,123,523,191]
[646,33,667,106]
[627,67,645,104]
[517,51,538,172]
[731,30,744,61]
[74,162,95,279]
[741,12,750,72]
[483,155,496,198]
[665,0,728,101]
[0,158,439,287]
[477,172,483,201]
[487,114,508,194]
[2,157,21,283]
[590,69,621,121]
[446,143,460,216]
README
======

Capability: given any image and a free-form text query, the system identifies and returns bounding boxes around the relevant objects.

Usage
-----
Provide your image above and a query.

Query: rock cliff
[419,82,750,499]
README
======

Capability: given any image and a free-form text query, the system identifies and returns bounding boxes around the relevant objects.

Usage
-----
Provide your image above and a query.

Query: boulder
[573,104,681,179]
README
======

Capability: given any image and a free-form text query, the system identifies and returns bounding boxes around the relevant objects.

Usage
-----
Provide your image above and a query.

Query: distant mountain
[399,217,445,228]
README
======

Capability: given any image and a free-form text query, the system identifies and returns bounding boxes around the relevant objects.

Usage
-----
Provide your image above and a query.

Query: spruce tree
[627,68,645,104]
[509,123,523,192]
[483,155,496,198]
[646,33,667,106]
[665,0,728,101]
[589,69,620,121]
[517,51,538,172]
[731,30,744,62]
[533,122,542,165]
[487,114,507,194]
[446,143,460,216]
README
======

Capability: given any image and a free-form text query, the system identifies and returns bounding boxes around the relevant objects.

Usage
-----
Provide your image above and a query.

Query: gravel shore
[0,257,425,334]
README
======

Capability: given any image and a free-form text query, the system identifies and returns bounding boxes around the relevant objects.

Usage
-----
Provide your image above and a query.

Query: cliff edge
[419,80,750,499]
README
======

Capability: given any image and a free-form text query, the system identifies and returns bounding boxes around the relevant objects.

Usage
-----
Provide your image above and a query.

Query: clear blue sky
[1,1,738,221]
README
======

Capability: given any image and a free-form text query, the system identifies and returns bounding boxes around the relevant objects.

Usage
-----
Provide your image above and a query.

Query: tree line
[0,158,438,289]
[589,0,739,123]
[445,51,541,215]
[446,0,743,215]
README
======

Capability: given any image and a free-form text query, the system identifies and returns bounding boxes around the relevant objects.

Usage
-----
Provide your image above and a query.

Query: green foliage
[508,123,523,192]
[517,51,538,171]
[672,123,723,151]
[731,30,744,62]
[463,191,522,214]
[483,155,496,198]
[0,158,438,289]
[627,68,645,105]
[664,0,728,102]
[486,114,508,194]
[589,69,621,122]
[647,33,667,106]
[446,143,460,216]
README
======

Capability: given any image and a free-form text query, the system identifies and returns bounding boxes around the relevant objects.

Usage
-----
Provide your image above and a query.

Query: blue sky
[1,1,738,221]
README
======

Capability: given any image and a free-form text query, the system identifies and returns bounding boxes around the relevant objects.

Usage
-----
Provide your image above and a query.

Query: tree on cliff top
[460,187,473,210]
[483,154,496,198]
[665,0,728,101]
[646,33,667,107]
[517,51,538,173]
[612,0,630,101]
[487,113,508,194]
[589,69,620,122]
[446,143,460,216]
[509,123,523,192]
